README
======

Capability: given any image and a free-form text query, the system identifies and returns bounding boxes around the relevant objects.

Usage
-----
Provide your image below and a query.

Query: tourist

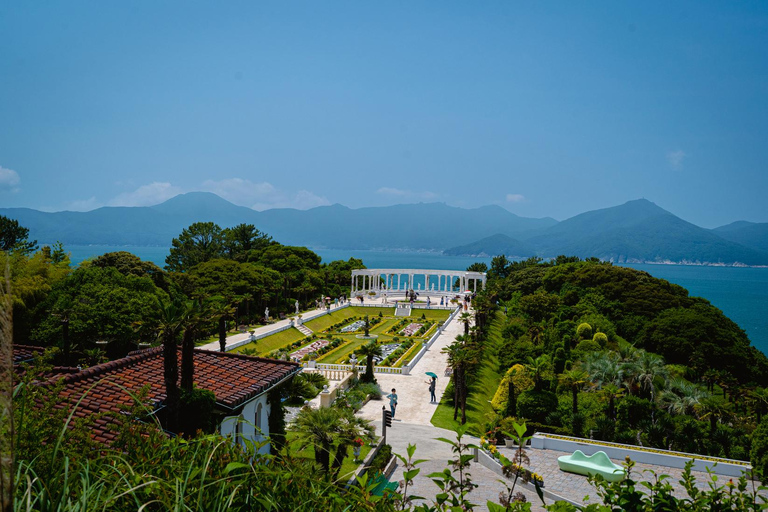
[386,388,398,418]
[426,376,436,403]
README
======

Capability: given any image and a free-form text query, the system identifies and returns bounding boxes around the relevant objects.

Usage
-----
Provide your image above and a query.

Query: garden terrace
[231,306,450,368]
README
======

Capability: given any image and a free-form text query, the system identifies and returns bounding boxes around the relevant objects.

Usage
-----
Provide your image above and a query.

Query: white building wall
[219,393,271,455]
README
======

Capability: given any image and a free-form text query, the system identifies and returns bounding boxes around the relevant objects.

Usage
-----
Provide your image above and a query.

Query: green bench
[557,450,626,482]
[370,472,399,496]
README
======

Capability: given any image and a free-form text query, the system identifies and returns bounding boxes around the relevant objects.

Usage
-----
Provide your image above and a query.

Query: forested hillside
[478,257,768,465]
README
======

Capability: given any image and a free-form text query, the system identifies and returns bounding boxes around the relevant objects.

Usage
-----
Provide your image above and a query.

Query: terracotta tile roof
[12,344,45,364]
[47,347,300,445]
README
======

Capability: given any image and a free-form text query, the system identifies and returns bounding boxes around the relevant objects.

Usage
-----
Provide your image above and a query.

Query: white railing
[301,361,403,375]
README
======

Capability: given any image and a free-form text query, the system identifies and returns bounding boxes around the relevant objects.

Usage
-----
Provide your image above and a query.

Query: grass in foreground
[430,310,505,436]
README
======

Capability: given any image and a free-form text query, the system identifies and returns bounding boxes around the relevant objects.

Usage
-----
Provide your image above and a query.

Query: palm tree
[180,300,216,392]
[627,350,667,403]
[584,352,625,420]
[524,354,552,391]
[291,406,341,476]
[695,396,731,437]
[459,312,472,337]
[442,338,478,424]
[658,378,708,416]
[330,409,374,480]
[155,297,187,431]
[558,368,590,415]
[749,387,768,423]
[355,341,382,384]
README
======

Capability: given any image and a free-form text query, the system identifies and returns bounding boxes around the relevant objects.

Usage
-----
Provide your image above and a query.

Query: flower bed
[290,339,331,361]
[399,323,423,336]
[479,436,544,486]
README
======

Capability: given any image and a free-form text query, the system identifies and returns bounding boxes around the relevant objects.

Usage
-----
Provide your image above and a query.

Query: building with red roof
[43,346,301,451]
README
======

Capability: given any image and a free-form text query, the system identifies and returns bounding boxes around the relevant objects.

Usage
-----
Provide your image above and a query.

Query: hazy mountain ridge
[711,221,768,254]
[442,234,536,258]
[3,194,767,265]
[445,199,768,266]
[0,192,557,251]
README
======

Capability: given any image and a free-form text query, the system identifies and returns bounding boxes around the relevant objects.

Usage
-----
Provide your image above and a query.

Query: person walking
[386,388,398,419]
[427,376,437,403]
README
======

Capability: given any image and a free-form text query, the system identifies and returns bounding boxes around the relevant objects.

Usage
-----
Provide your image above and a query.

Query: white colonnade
[350,268,487,298]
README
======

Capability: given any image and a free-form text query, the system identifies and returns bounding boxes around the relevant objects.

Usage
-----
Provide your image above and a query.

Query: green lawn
[395,341,423,367]
[317,337,367,363]
[430,310,505,436]
[409,309,452,321]
[230,328,306,355]
[283,431,374,481]
[303,310,357,332]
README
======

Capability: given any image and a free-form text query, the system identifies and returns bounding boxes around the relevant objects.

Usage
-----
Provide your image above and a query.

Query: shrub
[491,364,533,411]
[576,322,592,339]
[593,332,608,347]
[751,416,768,482]
[354,382,383,400]
[368,443,393,473]
[179,387,217,436]
[573,339,601,355]
[516,389,558,423]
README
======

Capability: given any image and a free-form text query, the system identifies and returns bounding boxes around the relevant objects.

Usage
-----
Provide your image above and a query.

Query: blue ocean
[65,245,768,356]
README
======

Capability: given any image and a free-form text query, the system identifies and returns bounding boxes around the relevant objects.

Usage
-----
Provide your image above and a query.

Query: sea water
[64,245,768,356]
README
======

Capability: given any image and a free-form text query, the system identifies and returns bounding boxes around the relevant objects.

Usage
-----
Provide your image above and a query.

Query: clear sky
[1,1,767,228]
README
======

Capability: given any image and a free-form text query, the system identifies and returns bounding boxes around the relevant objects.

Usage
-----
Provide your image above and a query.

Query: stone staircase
[296,324,313,336]
[394,304,411,317]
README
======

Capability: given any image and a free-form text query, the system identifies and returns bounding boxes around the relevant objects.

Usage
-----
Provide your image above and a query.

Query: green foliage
[33,265,169,357]
[576,322,592,339]
[516,389,558,423]
[751,415,768,482]
[368,443,392,473]
[179,387,216,436]
[165,221,226,272]
[592,331,608,347]
[0,214,37,253]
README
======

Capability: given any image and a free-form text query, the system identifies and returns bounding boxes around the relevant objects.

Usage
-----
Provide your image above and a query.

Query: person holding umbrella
[425,372,438,403]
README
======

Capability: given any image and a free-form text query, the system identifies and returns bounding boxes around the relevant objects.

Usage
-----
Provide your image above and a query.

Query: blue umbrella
[425,372,438,378]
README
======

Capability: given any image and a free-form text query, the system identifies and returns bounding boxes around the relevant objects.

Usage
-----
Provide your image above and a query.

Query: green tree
[223,223,273,261]
[291,406,343,476]
[558,367,589,415]
[155,297,188,432]
[356,341,382,384]
[750,415,768,482]
[33,266,168,357]
[0,215,37,254]
[165,222,226,272]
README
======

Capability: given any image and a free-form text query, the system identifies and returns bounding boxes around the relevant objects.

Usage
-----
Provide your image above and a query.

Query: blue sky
[1,1,767,228]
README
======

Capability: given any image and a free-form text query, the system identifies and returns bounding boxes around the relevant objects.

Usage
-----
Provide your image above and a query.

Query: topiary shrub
[576,322,592,340]
[516,389,558,423]
[491,364,533,411]
[593,332,608,347]
[573,339,601,355]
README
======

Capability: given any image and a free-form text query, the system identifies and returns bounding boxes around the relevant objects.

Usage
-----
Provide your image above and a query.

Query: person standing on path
[386,388,398,418]
[427,376,436,403]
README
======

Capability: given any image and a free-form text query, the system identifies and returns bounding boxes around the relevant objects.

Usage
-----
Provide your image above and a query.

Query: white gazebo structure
[351,268,486,298]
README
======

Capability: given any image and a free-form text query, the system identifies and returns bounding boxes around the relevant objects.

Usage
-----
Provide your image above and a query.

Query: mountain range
[2,193,767,266]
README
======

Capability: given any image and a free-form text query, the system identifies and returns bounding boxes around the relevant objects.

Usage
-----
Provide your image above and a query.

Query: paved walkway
[353,297,550,511]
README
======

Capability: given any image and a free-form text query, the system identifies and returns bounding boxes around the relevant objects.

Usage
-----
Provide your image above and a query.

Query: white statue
[295,300,299,314]
[265,307,269,320]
